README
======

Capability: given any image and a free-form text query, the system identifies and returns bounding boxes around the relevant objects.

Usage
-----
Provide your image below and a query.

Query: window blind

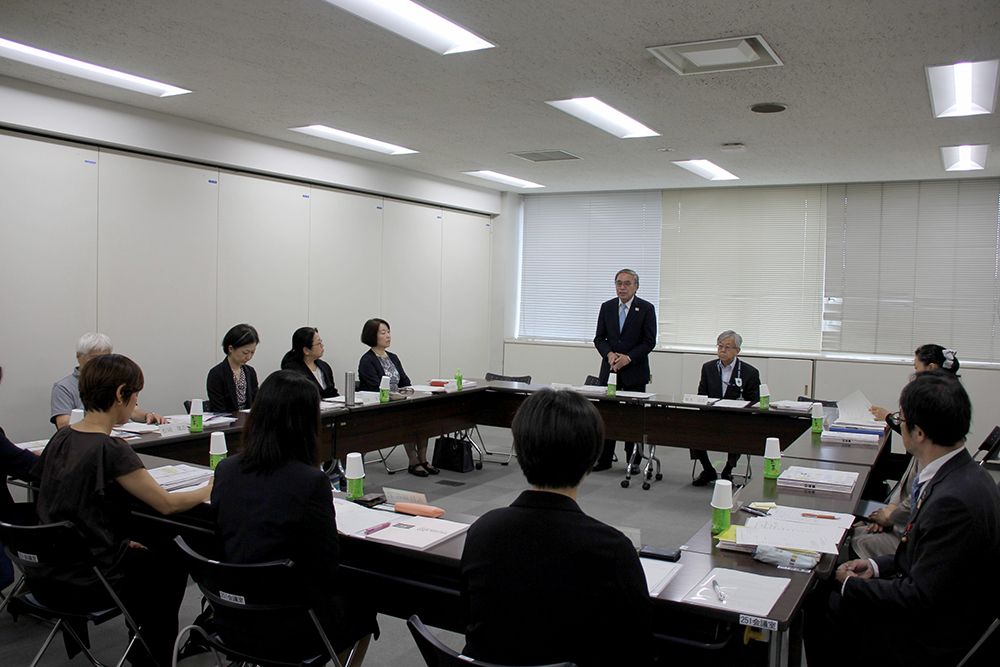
[824,179,1000,361]
[659,185,826,352]
[518,191,662,342]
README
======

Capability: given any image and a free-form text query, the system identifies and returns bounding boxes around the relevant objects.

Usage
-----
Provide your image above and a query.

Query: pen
[801,513,836,520]
[739,504,768,517]
[363,522,391,535]
[712,579,726,602]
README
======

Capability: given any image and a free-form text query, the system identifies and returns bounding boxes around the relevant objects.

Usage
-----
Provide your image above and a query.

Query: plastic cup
[69,409,84,425]
[607,372,617,397]
[209,431,227,470]
[189,399,203,433]
[812,403,824,433]
[759,383,770,410]
[345,452,365,500]
[764,436,781,479]
[711,479,734,535]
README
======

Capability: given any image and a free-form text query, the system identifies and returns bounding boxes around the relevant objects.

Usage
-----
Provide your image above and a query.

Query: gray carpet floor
[1,427,761,667]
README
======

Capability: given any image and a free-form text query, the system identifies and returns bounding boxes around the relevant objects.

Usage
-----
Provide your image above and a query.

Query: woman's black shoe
[408,464,430,477]
[420,461,440,475]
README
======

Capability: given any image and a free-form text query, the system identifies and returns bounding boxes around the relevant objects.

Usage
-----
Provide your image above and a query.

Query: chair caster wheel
[642,482,651,490]
[655,474,663,481]
[621,480,630,488]
[501,462,509,466]
[388,471,395,475]
[475,463,483,470]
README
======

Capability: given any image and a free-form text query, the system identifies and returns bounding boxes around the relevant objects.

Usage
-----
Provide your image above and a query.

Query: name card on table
[160,421,191,437]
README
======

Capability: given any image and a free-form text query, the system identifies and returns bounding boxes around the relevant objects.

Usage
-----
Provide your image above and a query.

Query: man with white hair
[691,330,761,485]
[50,333,164,428]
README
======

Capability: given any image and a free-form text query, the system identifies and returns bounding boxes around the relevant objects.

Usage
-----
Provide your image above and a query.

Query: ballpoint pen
[363,522,391,535]
[712,579,726,602]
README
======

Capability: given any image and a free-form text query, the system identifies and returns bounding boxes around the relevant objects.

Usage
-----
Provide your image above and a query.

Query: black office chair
[172,536,361,667]
[406,615,576,667]
[468,373,534,466]
[584,375,602,386]
[0,520,157,667]
[484,372,532,384]
[974,425,1000,466]
[184,399,211,414]
[957,617,1000,667]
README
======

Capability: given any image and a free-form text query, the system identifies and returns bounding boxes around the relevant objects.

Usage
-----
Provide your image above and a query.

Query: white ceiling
[0,0,997,193]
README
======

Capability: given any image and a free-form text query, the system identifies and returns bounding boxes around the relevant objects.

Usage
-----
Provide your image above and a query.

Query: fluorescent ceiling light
[941,144,988,171]
[0,36,190,97]
[671,159,739,181]
[321,0,493,55]
[545,97,659,138]
[462,170,544,189]
[926,59,999,117]
[290,125,418,155]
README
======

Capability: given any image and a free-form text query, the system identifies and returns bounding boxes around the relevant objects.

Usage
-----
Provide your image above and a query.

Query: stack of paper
[715,526,756,554]
[769,401,815,412]
[16,439,49,454]
[148,464,214,491]
[776,466,859,494]
[831,390,885,434]
[683,568,790,616]
[407,385,446,394]
[322,396,364,407]
[820,431,879,446]
[640,558,683,595]
[113,423,161,436]
[713,399,750,409]
[332,498,469,551]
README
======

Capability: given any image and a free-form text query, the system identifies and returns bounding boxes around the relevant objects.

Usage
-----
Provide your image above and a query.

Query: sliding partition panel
[440,210,492,379]
[217,172,311,378]
[97,152,220,416]
[0,133,99,441]
[381,201,443,384]
[308,189,384,382]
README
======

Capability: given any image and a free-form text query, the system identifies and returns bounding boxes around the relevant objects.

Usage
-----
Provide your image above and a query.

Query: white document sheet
[683,568,790,617]
[762,506,856,530]
[640,558,683,596]
[735,525,841,554]
[834,390,882,428]
[365,515,470,551]
[332,497,398,536]
[712,399,751,409]
[407,385,446,393]
[383,487,428,504]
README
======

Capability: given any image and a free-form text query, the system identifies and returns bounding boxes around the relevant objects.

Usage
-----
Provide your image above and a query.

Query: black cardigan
[280,354,339,399]
[358,349,411,391]
[206,359,259,412]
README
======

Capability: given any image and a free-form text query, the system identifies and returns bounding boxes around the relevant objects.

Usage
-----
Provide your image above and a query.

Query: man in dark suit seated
[691,330,761,485]
[460,388,653,667]
[804,371,1000,667]
[592,268,657,472]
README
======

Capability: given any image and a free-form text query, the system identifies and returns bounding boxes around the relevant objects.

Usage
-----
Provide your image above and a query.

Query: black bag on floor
[432,436,475,473]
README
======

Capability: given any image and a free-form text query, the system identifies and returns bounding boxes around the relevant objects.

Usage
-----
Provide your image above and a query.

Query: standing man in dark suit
[592,268,657,472]
[691,330,761,485]
[805,371,1000,667]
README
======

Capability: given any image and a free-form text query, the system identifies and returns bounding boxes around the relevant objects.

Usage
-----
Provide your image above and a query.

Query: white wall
[504,341,1000,450]
[0,132,493,442]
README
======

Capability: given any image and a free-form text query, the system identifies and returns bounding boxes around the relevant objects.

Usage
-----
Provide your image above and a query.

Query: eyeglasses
[313,339,324,347]
[615,280,634,287]
[887,413,906,429]
[717,344,737,351]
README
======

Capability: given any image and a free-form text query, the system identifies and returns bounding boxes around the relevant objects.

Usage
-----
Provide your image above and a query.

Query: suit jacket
[840,449,1000,666]
[461,490,653,667]
[358,349,411,392]
[206,359,259,413]
[593,296,656,387]
[698,357,761,403]
[0,426,38,522]
[280,354,339,399]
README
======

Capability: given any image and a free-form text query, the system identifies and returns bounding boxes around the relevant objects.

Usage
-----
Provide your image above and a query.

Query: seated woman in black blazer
[212,371,376,665]
[280,327,339,399]
[206,323,259,412]
[358,318,437,477]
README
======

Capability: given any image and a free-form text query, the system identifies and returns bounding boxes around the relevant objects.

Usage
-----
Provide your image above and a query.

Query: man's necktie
[619,302,627,331]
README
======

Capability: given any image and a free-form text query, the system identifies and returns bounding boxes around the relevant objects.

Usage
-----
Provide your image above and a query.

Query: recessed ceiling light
[462,170,544,189]
[648,35,782,75]
[941,144,989,171]
[321,0,494,55]
[545,97,659,138]
[671,159,739,181]
[926,59,999,117]
[289,125,417,155]
[0,36,190,97]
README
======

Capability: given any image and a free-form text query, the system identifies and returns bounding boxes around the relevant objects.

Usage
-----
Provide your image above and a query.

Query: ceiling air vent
[648,35,782,75]
[509,150,582,163]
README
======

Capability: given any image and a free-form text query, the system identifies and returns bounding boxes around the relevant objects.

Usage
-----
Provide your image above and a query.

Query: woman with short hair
[206,323,260,412]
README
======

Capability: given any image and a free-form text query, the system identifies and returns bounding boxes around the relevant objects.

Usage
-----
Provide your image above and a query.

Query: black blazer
[206,359,259,413]
[461,490,653,667]
[358,349,411,391]
[1,426,38,522]
[839,449,1000,666]
[698,357,761,403]
[593,296,657,387]
[280,354,339,399]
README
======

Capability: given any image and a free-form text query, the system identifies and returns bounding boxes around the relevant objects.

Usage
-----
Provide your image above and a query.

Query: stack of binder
[776,466,859,494]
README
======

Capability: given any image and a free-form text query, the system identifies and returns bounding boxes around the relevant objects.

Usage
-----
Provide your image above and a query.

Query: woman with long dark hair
[280,326,339,399]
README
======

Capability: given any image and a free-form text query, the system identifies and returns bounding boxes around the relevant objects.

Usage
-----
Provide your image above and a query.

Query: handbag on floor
[432,436,475,473]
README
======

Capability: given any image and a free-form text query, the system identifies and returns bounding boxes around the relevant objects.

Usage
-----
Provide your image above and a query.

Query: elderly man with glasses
[690,330,761,486]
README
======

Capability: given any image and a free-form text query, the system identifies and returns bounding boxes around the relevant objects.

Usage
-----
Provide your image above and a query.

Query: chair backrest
[484,373,532,384]
[406,615,576,667]
[0,520,94,574]
[584,375,603,386]
[184,399,211,414]
[797,395,838,407]
[975,426,1000,466]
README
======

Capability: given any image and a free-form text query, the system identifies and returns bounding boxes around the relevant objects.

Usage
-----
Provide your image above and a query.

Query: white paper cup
[711,479,734,509]
[760,383,769,397]
[69,409,84,425]
[764,437,781,459]
[345,452,365,479]
[209,431,227,455]
[608,372,617,386]
[812,403,824,419]
[379,376,390,391]
[189,399,203,415]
